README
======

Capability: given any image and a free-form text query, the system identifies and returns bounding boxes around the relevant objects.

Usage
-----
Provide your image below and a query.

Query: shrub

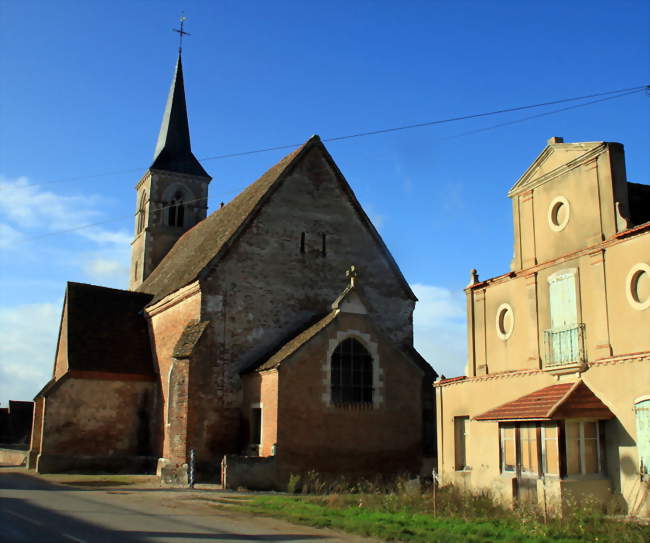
[287,473,301,494]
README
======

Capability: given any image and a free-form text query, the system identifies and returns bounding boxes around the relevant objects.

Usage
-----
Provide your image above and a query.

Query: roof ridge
[245,310,339,373]
[68,281,152,298]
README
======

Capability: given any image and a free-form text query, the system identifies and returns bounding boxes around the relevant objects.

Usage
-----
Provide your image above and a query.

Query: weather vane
[173,15,190,54]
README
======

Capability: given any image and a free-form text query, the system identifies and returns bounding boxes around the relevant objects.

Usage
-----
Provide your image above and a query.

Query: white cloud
[411,283,467,379]
[0,176,130,248]
[0,302,60,405]
[83,256,129,286]
[0,223,23,248]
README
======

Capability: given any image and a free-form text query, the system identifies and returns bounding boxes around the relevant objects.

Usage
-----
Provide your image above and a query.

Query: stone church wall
[35,377,156,473]
[241,370,279,458]
[186,326,241,479]
[53,301,69,381]
[146,285,201,460]
[275,313,423,476]
[199,146,415,412]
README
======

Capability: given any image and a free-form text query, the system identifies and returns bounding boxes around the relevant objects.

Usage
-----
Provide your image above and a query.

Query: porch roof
[474,380,615,421]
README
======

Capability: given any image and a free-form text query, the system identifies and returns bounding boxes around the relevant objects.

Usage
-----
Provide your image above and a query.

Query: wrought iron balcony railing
[543,323,586,368]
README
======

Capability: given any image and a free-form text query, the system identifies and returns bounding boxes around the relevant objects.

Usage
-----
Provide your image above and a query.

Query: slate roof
[248,311,339,373]
[474,381,614,421]
[64,282,154,375]
[173,320,210,359]
[150,54,209,178]
[243,308,435,377]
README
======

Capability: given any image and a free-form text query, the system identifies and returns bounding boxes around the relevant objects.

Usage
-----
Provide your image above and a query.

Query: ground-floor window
[499,420,603,478]
[500,424,516,473]
[565,420,601,476]
[541,423,559,475]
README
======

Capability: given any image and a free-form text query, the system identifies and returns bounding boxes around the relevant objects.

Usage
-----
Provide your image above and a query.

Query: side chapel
[28,52,437,483]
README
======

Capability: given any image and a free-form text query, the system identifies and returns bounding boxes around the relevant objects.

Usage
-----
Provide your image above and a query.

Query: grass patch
[220,492,649,543]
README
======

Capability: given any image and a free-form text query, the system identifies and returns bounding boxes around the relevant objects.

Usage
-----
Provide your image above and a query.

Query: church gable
[139,136,414,306]
[52,294,70,381]
[192,139,417,374]
[508,139,605,196]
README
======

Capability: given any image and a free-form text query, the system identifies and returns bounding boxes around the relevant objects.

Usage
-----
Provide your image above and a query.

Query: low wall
[0,447,28,466]
[222,455,280,490]
[35,453,157,474]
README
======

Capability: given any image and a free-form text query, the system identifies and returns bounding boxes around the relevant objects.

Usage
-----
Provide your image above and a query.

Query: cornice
[134,171,152,191]
[149,168,212,183]
[145,280,200,317]
[434,368,544,388]
[467,222,650,291]
[508,142,607,197]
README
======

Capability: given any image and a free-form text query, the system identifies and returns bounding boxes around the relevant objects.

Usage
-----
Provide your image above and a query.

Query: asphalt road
[0,471,370,543]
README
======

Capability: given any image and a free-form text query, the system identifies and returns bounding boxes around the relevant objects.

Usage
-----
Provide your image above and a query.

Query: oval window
[548,196,570,231]
[627,263,650,310]
[496,303,514,340]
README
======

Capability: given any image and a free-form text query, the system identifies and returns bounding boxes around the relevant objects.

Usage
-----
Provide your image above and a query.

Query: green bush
[287,473,301,494]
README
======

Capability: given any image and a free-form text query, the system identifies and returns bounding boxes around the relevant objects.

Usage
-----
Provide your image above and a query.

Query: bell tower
[129,52,211,290]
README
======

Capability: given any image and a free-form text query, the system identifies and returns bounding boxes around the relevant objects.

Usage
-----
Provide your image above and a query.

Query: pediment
[508,141,606,197]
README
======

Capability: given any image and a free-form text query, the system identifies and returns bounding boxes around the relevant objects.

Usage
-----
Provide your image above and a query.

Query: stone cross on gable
[346,265,358,287]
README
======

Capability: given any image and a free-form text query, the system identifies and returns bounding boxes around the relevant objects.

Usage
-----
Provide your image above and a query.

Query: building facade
[435,137,649,516]
[28,53,436,483]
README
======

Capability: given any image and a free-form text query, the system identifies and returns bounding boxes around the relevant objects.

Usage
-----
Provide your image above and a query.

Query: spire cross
[346,265,358,287]
[173,15,191,54]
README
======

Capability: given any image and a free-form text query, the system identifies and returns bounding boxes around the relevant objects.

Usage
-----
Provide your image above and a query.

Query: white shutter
[635,400,650,478]
[549,270,578,330]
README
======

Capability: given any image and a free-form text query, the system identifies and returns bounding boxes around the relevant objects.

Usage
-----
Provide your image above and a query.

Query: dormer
[508,138,632,271]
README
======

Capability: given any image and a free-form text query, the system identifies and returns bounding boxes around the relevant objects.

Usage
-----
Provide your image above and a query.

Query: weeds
[266,472,649,543]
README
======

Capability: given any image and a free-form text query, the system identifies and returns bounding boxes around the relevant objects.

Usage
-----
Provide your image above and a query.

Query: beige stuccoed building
[435,137,650,516]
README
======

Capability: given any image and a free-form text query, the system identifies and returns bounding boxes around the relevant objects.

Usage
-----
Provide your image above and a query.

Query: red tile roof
[436,376,467,385]
[474,381,614,421]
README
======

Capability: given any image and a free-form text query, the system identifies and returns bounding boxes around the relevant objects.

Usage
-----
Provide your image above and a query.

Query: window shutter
[549,271,578,329]
[635,400,650,478]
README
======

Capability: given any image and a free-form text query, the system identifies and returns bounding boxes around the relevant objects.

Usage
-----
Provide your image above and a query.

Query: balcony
[544,323,586,369]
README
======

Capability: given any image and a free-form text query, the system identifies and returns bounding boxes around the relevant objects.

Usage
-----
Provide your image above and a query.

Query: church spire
[129,29,211,291]
[150,53,209,178]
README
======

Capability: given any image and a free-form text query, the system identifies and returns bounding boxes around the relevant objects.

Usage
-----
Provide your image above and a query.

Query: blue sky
[1,1,648,404]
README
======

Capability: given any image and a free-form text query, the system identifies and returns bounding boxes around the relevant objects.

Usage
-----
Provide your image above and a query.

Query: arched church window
[331,338,373,404]
[168,190,185,227]
[136,192,147,234]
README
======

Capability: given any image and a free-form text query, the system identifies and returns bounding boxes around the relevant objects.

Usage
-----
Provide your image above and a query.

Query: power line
[10,86,648,243]
[320,85,649,144]
[438,88,645,142]
[8,84,648,190]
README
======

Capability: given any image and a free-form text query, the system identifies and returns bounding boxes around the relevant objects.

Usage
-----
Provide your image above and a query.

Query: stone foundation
[222,454,280,491]
[35,453,156,474]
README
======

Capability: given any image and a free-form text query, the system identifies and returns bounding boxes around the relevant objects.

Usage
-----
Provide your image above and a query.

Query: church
[27,52,437,484]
